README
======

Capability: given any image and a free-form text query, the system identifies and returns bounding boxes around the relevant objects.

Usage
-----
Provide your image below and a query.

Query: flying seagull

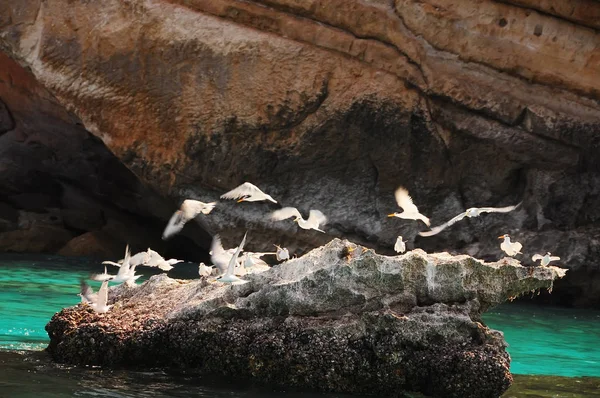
[532,252,560,266]
[388,187,430,227]
[271,207,327,233]
[163,199,216,240]
[394,236,406,254]
[80,280,112,313]
[210,235,237,275]
[90,266,113,282]
[216,231,248,284]
[220,182,277,203]
[145,248,182,271]
[418,202,522,237]
[499,234,523,257]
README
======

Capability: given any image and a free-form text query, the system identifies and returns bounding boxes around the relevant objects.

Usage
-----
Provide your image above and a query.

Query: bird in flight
[271,207,327,233]
[162,199,216,240]
[388,187,430,227]
[418,202,521,237]
[216,232,249,284]
[80,280,112,313]
[220,182,277,203]
[532,252,560,266]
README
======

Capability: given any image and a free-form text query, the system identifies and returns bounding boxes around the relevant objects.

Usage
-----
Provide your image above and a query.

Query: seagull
[216,232,248,284]
[198,262,214,277]
[145,248,182,271]
[418,202,522,237]
[394,236,406,253]
[80,280,112,313]
[220,182,277,203]
[163,199,217,239]
[274,245,290,261]
[388,187,430,227]
[499,234,523,257]
[271,207,327,232]
[110,245,142,285]
[242,252,269,274]
[210,235,238,275]
[532,252,560,266]
[90,266,113,282]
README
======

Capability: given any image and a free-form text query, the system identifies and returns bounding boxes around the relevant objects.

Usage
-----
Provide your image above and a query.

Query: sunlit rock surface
[0,0,598,306]
[46,239,566,397]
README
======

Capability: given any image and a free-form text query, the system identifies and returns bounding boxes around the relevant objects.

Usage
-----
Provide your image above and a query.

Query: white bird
[145,248,181,271]
[198,262,214,277]
[80,280,112,313]
[90,266,113,282]
[110,245,142,285]
[129,251,150,267]
[220,182,277,203]
[499,234,523,257]
[271,207,327,233]
[216,232,248,284]
[274,245,290,261]
[394,236,406,254]
[418,202,522,237]
[388,187,430,227]
[210,235,238,275]
[532,252,560,266]
[163,199,217,240]
[242,252,270,274]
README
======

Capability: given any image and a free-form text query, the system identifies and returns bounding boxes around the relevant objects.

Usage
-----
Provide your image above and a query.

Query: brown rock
[0,0,599,307]
[57,231,124,258]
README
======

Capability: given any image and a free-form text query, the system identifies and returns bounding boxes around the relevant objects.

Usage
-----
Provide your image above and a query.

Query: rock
[0,0,598,306]
[0,210,75,252]
[46,239,565,397]
[57,231,125,258]
[0,98,14,134]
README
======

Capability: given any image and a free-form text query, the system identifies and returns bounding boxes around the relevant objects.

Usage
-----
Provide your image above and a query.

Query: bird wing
[307,209,327,226]
[211,235,231,273]
[80,280,96,303]
[512,242,523,253]
[417,211,468,237]
[271,207,302,221]
[129,252,149,266]
[97,280,109,308]
[162,211,186,240]
[145,249,164,267]
[220,182,263,200]
[101,261,121,267]
[532,254,544,262]
[167,259,183,265]
[549,256,561,262]
[478,202,522,214]
[183,199,217,216]
[226,231,247,276]
[394,187,419,213]
[116,245,132,277]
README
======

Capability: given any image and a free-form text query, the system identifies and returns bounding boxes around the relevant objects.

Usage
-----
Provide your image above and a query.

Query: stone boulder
[46,239,565,398]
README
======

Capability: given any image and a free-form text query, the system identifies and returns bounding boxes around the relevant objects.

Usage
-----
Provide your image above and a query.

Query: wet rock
[46,239,565,397]
[57,231,124,258]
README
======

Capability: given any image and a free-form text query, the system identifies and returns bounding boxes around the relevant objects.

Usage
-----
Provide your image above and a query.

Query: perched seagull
[394,236,406,254]
[198,262,214,277]
[418,202,522,237]
[80,280,112,313]
[242,252,269,274]
[145,248,182,271]
[90,266,113,282]
[216,232,248,284]
[271,207,327,233]
[499,234,523,257]
[532,252,560,266]
[163,199,217,240]
[388,187,430,227]
[210,235,237,275]
[275,245,290,261]
[220,182,277,203]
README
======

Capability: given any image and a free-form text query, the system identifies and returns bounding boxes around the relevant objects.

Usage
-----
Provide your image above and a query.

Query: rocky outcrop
[46,239,566,398]
[0,0,598,305]
[0,52,209,258]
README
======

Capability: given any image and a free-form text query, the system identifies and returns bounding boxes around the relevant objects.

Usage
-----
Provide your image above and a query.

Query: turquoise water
[1,254,600,397]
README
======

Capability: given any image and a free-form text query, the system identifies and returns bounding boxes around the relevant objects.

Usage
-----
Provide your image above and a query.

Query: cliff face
[46,239,566,398]
[0,0,598,305]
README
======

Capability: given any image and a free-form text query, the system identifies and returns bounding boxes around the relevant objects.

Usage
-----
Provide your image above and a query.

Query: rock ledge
[46,239,566,398]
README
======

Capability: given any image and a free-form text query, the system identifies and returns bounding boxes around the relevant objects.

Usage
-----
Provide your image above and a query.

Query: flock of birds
[79,182,561,313]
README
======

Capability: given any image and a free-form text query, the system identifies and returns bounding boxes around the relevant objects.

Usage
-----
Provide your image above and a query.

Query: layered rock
[46,239,566,398]
[0,0,598,305]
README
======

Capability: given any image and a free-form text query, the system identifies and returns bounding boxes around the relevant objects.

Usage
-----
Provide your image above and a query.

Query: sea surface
[1,254,600,397]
